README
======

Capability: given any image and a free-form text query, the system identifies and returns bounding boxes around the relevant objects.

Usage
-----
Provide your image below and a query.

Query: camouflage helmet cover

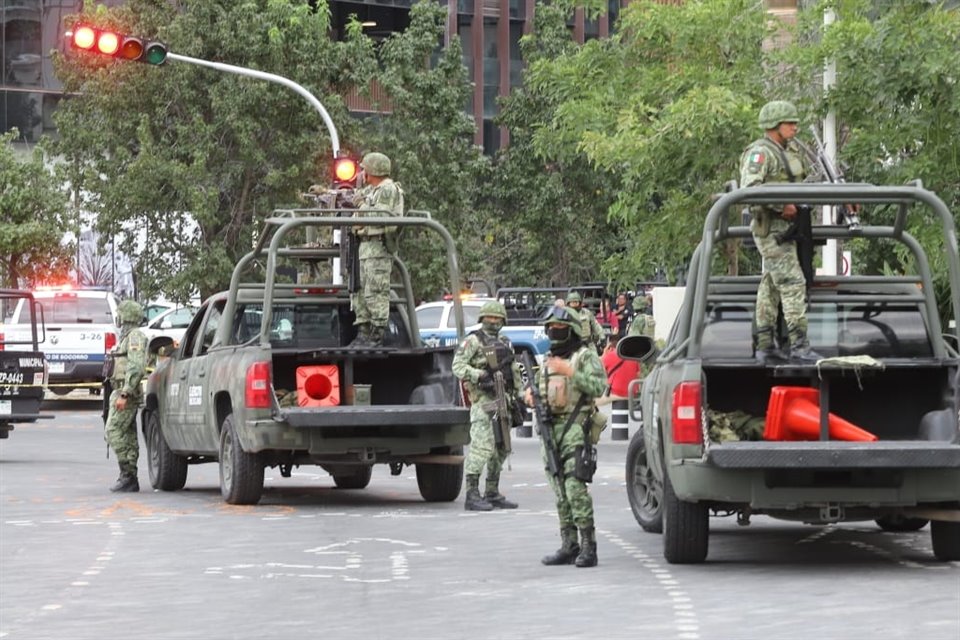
[759,100,799,130]
[478,300,507,320]
[117,299,144,324]
[632,295,649,311]
[361,152,392,177]
[542,305,584,338]
[565,291,582,304]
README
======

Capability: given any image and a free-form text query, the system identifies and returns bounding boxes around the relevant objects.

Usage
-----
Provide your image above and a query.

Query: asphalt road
[1,396,958,640]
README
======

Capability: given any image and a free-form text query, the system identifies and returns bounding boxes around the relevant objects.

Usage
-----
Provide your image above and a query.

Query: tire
[143,410,187,491]
[218,414,264,505]
[662,463,709,564]
[626,427,663,533]
[333,466,373,490]
[875,514,929,532]
[931,520,960,561]
[416,448,464,502]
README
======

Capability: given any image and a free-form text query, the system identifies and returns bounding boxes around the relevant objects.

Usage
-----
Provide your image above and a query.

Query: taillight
[0,331,4,351]
[245,362,272,408]
[105,332,117,351]
[671,381,703,444]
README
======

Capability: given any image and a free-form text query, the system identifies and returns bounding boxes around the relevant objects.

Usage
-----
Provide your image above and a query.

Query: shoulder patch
[747,150,766,172]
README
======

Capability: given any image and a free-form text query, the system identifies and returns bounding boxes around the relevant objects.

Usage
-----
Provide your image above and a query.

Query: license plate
[48,362,65,374]
[0,400,11,415]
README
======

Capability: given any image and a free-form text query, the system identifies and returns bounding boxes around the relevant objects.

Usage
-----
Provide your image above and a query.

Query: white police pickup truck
[7,287,117,396]
[415,297,550,362]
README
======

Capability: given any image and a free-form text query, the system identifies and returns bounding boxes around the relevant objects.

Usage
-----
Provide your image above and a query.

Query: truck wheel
[931,520,960,561]
[143,410,187,491]
[219,414,264,505]
[416,448,464,502]
[333,467,373,490]
[875,514,928,532]
[626,428,663,533]
[662,463,709,564]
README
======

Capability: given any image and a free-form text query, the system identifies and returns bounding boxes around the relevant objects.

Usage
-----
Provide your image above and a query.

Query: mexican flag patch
[748,150,765,171]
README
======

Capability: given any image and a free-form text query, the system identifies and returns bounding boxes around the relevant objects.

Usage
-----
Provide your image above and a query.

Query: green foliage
[51,0,365,301]
[0,131,72,288]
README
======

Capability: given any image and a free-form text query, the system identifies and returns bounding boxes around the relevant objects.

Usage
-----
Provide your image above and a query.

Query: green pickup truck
[142,210,471,504]
[621,182,960,564]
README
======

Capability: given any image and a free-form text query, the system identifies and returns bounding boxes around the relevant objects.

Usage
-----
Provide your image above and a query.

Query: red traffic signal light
[69,24,167,66]
[333,156,359,189]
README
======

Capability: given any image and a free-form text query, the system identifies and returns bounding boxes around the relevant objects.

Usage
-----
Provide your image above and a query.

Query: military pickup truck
[0,289,50,438]
[621,182,960,564]
[142,210,471,505]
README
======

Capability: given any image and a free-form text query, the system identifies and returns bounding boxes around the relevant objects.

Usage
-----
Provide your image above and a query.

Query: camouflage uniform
[453,301,523,511]
[536,307,607,567]
[566,291,605,352]
[352,152,404,345]
[105,300,148,492]
[627,296,655,338]
[740,100,811,359]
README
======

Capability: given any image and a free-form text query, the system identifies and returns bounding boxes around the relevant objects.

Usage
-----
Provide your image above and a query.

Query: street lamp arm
[166,52,340,157]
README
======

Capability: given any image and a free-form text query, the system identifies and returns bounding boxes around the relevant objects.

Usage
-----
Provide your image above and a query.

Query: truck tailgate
[706,440,960,469]
[278,405,470,428]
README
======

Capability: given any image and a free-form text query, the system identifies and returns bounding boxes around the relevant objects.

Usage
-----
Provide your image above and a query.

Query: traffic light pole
[166,52,341,157]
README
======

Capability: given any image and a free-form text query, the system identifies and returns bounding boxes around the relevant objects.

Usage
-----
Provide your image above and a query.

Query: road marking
[603,530,701,640]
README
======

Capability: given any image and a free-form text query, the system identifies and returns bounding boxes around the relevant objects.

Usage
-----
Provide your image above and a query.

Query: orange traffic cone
[296,365,341,407]
[764,386,877,442]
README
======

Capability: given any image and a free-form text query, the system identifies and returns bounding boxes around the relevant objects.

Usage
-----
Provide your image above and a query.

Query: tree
[0,130,73,288]
[483,4,622,289]
[509,0,774,286]
[51,0,373,302]
[781,0,960,326]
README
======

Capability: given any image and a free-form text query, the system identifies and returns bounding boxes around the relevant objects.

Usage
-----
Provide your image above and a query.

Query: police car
[414,297,549,362]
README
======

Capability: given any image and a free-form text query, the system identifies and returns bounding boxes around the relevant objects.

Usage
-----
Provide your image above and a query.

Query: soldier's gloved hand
[477,371,495,391]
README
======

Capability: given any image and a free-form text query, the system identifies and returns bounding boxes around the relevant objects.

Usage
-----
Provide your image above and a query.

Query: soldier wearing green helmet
[740,100,819,363]
[525,304,606,567]
[565,291,604,353]
[104,299,148,492]
[627,295,655,338]
[349,151,405,347]
[452,299,524,511]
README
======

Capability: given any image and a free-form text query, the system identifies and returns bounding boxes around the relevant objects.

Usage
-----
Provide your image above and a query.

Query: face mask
[482,319,503,334]
[547,326,571,343]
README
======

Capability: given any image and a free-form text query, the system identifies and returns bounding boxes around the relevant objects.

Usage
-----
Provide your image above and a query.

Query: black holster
[573,444,597,483]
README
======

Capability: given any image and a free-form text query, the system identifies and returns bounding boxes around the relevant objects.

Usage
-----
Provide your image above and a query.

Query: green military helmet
[117,299,144,325]
[758,100,799,130]
[632,295,648,312]
[361,152,392,177]
[478,300,507,320]
[541,305,584,338]
[565,291,582,304]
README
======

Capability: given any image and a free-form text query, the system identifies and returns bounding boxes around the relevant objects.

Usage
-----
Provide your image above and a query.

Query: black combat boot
[368,326,385,347]
[464,474,493,511]
[485,473,518,509]
[788,339,822,364]
[575,526,598,568]
[348,324,371,348]
[755,327,785,364]
[541,527,580,565]
[110,470,139,493]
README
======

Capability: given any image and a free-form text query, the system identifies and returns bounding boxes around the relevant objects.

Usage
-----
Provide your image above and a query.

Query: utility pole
[822,8,839,276]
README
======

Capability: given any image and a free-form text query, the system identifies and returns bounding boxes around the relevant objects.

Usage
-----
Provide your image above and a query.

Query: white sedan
[140,305,198,344]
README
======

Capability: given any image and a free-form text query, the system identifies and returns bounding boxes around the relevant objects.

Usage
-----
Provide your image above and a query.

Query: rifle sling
[557,395,590,463]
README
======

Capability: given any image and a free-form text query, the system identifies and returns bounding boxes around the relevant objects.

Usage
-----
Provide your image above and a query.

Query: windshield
[23,293,112,324]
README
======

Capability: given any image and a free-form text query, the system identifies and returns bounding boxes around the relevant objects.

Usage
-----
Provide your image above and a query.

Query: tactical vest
[473,329,515,389]
[540,346,592,416]
[746,137,806,237]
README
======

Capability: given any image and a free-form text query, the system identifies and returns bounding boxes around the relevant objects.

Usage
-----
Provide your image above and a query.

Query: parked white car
[140,305,198,344]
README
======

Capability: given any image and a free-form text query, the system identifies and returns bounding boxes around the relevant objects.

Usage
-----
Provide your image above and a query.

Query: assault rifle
[807,126,861,228]
[521,353,564,488]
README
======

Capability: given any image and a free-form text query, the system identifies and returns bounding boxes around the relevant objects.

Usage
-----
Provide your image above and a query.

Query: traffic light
[69,24,167,65]
[332,155,359,189]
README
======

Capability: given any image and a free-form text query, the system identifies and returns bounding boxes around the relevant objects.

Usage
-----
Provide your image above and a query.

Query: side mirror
[149,336,176,358]
[617,335,658,363]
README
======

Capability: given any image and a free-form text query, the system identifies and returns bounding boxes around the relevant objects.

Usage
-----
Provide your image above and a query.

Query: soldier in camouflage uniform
[740,100,818,363]
[526,306,607,567]
[350,152,404,347]
[627,295,655,338]
[453,301,523,511]
[105,300,148,492]
[565,291,604,353]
